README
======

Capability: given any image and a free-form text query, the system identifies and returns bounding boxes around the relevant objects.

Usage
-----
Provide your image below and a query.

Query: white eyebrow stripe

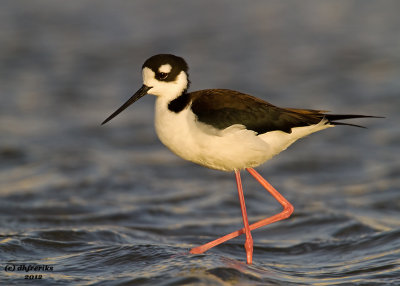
[159,64,172,73]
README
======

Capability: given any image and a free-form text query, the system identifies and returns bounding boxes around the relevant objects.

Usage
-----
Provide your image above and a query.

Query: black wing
[189,89,380,134]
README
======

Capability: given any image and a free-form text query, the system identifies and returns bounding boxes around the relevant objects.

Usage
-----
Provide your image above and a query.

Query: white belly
[154,98,332,171]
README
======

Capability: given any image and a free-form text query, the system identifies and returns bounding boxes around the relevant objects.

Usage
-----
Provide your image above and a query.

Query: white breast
[154,97,332,171]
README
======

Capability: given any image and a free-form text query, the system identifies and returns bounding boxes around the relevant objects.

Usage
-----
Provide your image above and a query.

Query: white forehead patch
[142,67,156,85]
[158,64,172,73]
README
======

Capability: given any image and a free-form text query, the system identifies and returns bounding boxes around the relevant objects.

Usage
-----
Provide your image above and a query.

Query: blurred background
[1,1,399,285]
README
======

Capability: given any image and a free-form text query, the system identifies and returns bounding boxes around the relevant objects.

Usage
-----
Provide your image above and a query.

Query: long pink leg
[234,169,253,264]
[190,167,294,256]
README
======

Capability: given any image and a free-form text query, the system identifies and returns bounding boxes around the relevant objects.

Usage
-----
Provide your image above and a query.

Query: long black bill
[101,85,151,125]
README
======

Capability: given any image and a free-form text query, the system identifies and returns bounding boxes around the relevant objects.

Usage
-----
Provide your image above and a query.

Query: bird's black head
[142,54,189,83]
[102,54,190,125]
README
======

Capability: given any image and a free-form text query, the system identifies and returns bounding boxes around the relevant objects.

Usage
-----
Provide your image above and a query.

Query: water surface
[1,1,399,285]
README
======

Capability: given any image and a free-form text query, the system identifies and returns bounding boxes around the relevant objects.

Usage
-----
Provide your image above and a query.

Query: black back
[189,89,325,134]
[169,89,376,134]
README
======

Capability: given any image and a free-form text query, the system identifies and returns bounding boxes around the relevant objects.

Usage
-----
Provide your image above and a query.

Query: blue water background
[1,1,399,285]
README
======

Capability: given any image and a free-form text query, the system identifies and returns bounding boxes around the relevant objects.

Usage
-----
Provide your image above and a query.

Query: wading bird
[102,54,379,264]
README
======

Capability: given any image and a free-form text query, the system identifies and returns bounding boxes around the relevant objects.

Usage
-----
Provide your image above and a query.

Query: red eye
[157,72,168,80]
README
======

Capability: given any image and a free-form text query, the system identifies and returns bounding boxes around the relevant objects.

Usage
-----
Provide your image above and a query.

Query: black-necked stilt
[102,54,380,264]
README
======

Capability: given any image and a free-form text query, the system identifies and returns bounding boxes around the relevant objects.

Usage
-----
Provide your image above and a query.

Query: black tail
[324,114,384,128]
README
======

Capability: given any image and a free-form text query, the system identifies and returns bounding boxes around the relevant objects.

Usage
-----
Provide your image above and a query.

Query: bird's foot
[189,246,206,254]
[244,237,253,264]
